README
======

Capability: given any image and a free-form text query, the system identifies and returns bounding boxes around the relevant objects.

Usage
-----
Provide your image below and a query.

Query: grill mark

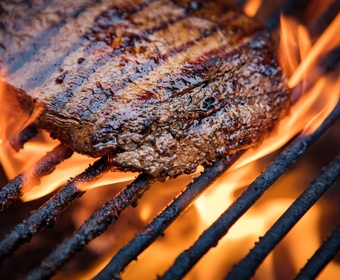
[79,14,193,86]
[95,13,243,101]
[7,1,90,75]
[112,19,256,105]
[78,30,252,131]
[0,0,54,40]
[93,32,259,136]
[42,0,164,111]
[75,16,222,103]
[6,0,156,93]
[110,12,244,97]
[83,0,241,94]
[5,0,103,92]
[47,0,215,112]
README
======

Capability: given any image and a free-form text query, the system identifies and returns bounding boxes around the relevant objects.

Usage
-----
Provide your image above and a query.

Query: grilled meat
[0,0,291,178]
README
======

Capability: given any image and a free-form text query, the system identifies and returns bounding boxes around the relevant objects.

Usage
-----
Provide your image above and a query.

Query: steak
[0,0,291,178]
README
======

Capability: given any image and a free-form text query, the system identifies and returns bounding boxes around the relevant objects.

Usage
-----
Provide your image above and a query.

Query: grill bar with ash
[26,173,155,280]
[94,152,244,280]
[0,157,110,264]
[226,154,340,279]
[295,223,340,280]
[0,143,73,212]
[26,152,242,279]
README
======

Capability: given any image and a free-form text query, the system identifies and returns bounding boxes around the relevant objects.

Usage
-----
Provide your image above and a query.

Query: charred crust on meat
[0,0,291,178]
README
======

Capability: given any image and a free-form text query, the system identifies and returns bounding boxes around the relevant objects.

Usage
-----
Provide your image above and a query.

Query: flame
[243,0,262,17]
[228,11,340,171]
[0,76,136,201]
[0,74,27,149]
[0,131,137,201]
[191,8,340,280]
[288,13,340,88]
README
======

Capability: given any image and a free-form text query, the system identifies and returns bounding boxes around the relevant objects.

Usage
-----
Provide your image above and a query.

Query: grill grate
[295,223,340,280]
[155,100,340,280]
[0,143,73,212]
[93,152,244,280]
[0,99,339,279]
[26,173,155,280]
[226,154,340,280]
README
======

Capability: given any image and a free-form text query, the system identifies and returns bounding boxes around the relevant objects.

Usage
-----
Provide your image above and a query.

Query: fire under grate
[0,100,339,280]
[0,0,340,279]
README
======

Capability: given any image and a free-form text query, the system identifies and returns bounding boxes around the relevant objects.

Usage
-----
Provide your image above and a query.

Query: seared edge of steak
[112,31,291,178]
[0,0,291,178]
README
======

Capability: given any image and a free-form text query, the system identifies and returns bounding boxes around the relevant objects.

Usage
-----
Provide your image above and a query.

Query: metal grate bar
[159,99,340,280]
[226,154,340,279]
[0,157,111,264]
[25,173,155,280]
[94,152,244,280]
[8,124,37,152]
[0,144,73,212]
[295,223,340,280]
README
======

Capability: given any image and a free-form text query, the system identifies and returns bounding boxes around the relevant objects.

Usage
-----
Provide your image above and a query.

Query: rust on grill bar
[25,173,155,280]
[226,154,340,280]
[0,144,73,212]
[295,223,340,280]
[94,151,244,280]
[158,99,340,280]
[0,157,111,264]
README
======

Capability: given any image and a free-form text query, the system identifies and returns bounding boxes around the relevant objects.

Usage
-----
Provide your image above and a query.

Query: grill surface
[0,0,340,279]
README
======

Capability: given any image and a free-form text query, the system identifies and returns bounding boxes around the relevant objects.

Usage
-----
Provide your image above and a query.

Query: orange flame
[243,0,262,17]
[0,76,136,201]
[0,132,137,201]
[191,8,340,280]
[288,13,340,88]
